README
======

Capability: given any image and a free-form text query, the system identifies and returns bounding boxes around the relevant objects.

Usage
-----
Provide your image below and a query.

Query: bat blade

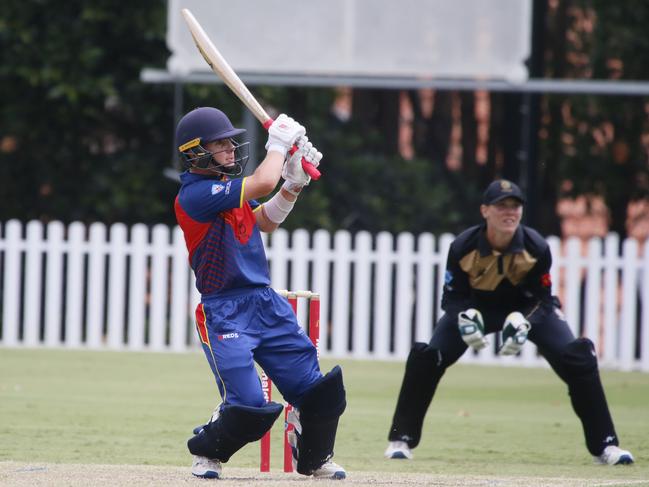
[181,9,270,125]
[181,8,321,180]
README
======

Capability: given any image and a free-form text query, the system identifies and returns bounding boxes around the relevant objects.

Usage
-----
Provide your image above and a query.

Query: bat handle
[303,159,322,180]
[288,146,321,180]
[263,118,322,181]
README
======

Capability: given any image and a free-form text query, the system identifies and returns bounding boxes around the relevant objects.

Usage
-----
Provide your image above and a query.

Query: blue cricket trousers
[195,286,322,408]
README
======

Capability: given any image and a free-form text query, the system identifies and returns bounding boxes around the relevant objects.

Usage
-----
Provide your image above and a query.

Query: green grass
[1,348,648,483]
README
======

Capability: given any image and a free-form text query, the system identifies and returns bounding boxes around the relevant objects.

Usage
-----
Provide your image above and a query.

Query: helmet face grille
[180,139,250,177]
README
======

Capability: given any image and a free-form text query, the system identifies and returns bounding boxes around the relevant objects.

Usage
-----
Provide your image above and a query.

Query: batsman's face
[481,198,523,234]
[205,139,236,167]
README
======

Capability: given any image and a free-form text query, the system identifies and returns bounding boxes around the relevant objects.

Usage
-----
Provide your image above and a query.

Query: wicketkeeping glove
[498,312,531,356]
[282,136,323,195]
[265,114,306,157]
[458,308,488,350]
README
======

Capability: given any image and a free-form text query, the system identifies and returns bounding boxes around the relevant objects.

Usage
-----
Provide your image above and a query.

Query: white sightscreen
[167,0,531,83]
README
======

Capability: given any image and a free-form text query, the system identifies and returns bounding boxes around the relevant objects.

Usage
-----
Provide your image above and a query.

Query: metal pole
[243,109,259,174]
[519,0,547,227]
[172,82,184,166]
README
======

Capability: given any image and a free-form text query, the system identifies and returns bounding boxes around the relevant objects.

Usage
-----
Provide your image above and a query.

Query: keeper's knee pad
[560,338,598,379]
[289,365,346,475]
[187,402,283,462]
[408,342,443,371]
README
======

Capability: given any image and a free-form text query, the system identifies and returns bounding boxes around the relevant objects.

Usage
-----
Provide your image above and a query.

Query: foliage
[283,154,481,235]
[0,0,178,225]
[540,1,649,236]
[276,93,483,234]
[1,2,648,238]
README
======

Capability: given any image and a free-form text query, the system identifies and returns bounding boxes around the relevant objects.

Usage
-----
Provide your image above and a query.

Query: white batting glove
[458,308,488,351]
[294,136,323,168]
[265,114,306,157]
[281,136,323,195]
[498,312,531,356]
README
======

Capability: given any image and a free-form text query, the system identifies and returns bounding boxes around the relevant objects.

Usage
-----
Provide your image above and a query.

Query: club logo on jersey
[211,184,225,195]
[218,332,239,340]
[445,270,453,284]
[224,204,254,244]
[540,273,551,287]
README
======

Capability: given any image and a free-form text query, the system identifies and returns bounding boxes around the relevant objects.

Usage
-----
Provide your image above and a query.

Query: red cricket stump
[259,369,272,472]
[260,290,320,473]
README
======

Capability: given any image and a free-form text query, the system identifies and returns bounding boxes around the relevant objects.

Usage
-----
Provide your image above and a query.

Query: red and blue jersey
[174,171,270,296]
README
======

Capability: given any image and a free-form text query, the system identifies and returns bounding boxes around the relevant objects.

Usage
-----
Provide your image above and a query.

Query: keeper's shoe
[191,455,222,479]
[384,441,413,460]
[312,460,346,480]
[594,446,635,465]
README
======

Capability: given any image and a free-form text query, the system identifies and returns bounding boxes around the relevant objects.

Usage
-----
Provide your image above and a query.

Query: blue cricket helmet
[176,107,246,149]
[175,107,249,174]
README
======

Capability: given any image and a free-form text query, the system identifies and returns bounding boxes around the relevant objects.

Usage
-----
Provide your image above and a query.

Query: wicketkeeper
[385,179,634,466]
[174,107,346,479]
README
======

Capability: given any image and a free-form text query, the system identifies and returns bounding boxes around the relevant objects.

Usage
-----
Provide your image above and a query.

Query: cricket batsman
[174,107,346,479]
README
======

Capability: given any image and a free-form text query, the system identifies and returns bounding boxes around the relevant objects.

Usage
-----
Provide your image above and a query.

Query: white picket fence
[0,219,648,371]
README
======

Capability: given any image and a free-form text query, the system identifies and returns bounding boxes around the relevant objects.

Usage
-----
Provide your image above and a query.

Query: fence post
[149,225,170,351]
[291,229,310,326]
[24,221,44,347]
[642,242,649,372]
[170,225,190,351]
[374,232,393,359]
[563,238,583,338]
[87,222,107,349]
[331,230,351,357]
[65,222,85,348]
[584,238,603,352]
[394,232,415,359]
[128,224,148,351]
[436,234,455,326]
[602,234,620,366]
[44,221,64,347]
[352,231,372,359]
[312,229,331,356]
[620,239,639,371]
[107,223,128,349]
[2,220,23,346]
[269,229,289,291]
[414,233,434,344]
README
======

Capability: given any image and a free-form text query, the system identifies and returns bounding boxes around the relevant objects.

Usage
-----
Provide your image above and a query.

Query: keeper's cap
[482,180,525,205]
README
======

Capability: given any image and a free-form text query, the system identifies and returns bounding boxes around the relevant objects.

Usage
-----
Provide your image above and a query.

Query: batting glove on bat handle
[264,118,321,180]
[289,145,321,180]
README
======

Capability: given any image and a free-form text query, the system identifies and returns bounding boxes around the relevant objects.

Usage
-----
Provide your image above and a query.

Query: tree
[540,0,649,238]
[0,1,177,225]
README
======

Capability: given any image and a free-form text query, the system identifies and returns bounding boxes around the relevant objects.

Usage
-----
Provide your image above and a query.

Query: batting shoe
[191,455,222,479]
[384,441,413,460]
[594,446,635,465]
[312,460,346,480]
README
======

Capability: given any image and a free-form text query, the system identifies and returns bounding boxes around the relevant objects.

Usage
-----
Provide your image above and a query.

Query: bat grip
[289,146,321,180]
[263,118,322,181]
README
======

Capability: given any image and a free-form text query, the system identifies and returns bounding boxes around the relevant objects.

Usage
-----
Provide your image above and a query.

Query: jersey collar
[478,224,525,256]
